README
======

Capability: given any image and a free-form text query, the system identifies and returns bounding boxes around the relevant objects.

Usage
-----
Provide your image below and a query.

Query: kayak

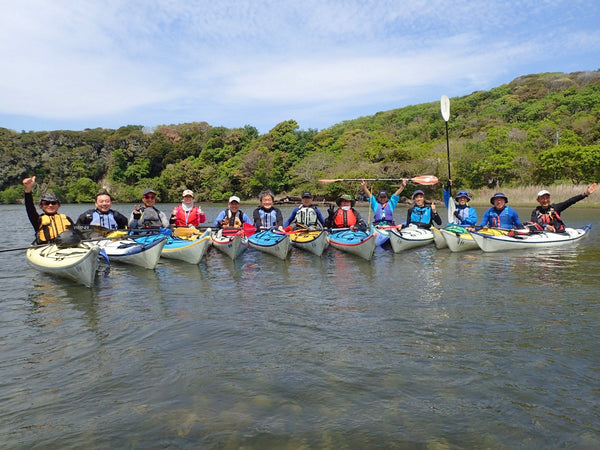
[327,228,376,260]
[84,231,167,269]
[290,229,328,256]
[162,228,211,264]
[388,224,434,252]
[470,224,591,252]
[247,229,291,260]
[26,244,100,287]
[211,228,248,260]
[432,227,448,249]
[440,225,479,252]
[373,226,391,247]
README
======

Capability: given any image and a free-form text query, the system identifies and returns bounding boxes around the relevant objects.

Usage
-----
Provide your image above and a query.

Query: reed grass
[466,184,598,207]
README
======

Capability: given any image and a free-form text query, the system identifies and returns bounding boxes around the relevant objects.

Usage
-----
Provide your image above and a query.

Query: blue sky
[1,0,599,134]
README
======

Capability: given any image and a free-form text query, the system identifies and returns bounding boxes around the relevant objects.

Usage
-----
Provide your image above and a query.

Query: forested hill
[1,70,599,204]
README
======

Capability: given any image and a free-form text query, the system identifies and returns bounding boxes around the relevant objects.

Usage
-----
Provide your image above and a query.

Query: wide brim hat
[490,192,508,204]
[336,194,355,206]
[455,190,471,202]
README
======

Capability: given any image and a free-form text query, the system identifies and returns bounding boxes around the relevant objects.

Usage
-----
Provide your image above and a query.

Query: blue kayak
[327,228,376,260]
[247,229,290,260]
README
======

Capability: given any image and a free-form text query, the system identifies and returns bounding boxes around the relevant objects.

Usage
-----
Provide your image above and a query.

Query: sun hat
[142,188,157,196]
[411,189,424,199]
[182,189,194,197]
[490,192,508,204]
[301,191,312,198]
[336,194,355,206]
[455,190,471,202]
[537,189,551,198]
[40,193,59,203]
[228,195,241,203]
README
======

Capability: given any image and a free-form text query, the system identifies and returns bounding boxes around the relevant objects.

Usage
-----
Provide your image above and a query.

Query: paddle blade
[317,179,343,183]
[410,175,439,185]
[242,222,257,236]
[441,95,450,121]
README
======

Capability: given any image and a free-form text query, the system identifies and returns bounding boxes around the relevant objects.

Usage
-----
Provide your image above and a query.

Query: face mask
[341,206,351,211]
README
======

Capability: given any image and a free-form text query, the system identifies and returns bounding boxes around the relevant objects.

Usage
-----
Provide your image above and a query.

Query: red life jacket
[172,205,203,227]
[534,208,565,232]
[333,208,358,227]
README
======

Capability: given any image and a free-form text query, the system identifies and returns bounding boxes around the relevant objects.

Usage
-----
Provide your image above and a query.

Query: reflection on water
[0,204,599,447]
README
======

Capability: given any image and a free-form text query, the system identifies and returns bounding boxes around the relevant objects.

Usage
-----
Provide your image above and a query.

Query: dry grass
[467,184,598,207]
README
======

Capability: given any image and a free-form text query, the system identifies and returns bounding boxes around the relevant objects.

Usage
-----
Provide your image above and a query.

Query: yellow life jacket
[38,213,71,243]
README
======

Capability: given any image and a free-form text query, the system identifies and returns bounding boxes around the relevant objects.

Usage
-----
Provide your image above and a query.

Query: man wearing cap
[129,188,170,229]
[170,189,206,228]
[401,189,442,230]
[213,195,252,229]
[325,194,367,231]
[531,182,597,232]
[442,181,478,226]
[360,179,406,225]
[22,176,75,244]
[283,191,325,230]
[476,192,522,229]
[76,191,129,230]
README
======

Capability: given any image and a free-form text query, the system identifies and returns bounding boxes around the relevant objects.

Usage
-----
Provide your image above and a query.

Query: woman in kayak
[22,176,75,244]
[360,179,406,225]
[169,189,206,228]
[253,190,284,231]
[325,194,368,231]
[400,190,442,230]
[531,183,597,232]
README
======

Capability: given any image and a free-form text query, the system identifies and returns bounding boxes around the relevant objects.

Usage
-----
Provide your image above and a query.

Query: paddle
[318,175,439,185]
[441,95,456,224]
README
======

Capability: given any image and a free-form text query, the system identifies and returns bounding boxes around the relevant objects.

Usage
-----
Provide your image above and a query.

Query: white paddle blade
[447,197,457,224]
[441,95,450,122]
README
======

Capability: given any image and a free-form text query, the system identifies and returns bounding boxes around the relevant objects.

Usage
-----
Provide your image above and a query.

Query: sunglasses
[143,195,156,200]
[41,201,59,206]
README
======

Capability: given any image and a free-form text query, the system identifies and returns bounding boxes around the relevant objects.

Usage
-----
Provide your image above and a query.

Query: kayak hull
[373,226,391,247]
[388,225,434,252]
[247,230,291,260]
[27,244,100,287]
[162,229,211,264]
[440,225,479,252]
[432,227,448,249]
[290,229,328,256]
[211,229,248,260]
[85,233,167,269]
[470,225,591,252]
[327,229,376,260]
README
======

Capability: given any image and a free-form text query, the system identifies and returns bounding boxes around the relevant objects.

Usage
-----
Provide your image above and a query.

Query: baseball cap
[411,189,424,199]
[142,188,157,196]
[228,195,241,203]
[537,190,551,198]
[40,193,60,203]
[378,191,388,198]
[182,189,194,197]
[301,191,312,198]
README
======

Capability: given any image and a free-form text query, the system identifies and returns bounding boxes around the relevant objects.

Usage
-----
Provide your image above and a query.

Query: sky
[1,0,599,135]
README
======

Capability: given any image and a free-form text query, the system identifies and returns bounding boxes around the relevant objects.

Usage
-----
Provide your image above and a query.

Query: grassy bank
[467,184,599,207]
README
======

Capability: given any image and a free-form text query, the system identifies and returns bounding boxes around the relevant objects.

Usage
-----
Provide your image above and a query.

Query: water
[1,203,599,448]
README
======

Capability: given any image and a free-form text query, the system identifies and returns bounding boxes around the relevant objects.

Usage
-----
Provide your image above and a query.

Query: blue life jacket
[373,202,395,224]
[258,208,278,228]
[92,210,119,229]
[410,206,432,227]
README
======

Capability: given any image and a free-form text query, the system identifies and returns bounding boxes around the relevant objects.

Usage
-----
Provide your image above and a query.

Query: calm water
[1,203,599,448]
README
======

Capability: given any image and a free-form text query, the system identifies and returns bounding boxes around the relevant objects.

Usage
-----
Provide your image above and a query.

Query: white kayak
[162,228,211,264]
[469,224,591,252]
[289,229,328,256]
[432,227,448,249]
[210,229,248,260]
[440,225,479,252]
[84,232,167,269]
[327,228,377,261]
[388,224,434,252]
[26,244,100,287]
[247,229,291,260]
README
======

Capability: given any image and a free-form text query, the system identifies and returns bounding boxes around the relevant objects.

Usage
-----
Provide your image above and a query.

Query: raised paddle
[318,175,439,185]
[441,94,456,224]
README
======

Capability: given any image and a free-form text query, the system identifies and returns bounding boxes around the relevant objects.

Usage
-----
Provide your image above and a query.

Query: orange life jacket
[38,213,72,243]
[333,208,358,228]
[172,205,203,227]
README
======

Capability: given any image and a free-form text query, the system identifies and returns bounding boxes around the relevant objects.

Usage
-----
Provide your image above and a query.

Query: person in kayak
[128,188,170,229]
[169,189,206,228]
[76,191,129,230]
[325,194,368,231]
[283,191,326,230]
[475,192,522,229]
[22,176,75,244]
[531,183,597,232]
[213,195,253,229]
[443,181,478,226]
[360,179,406,225]
[253,190,285,231]
[400,190,442,229]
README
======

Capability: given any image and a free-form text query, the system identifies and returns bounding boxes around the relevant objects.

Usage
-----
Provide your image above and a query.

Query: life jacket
[453,205,473,226]
[221,209,244,228]
[294,206,319,227]
[139,206,164,229]
[533,207,565,232]
[373,201,394,224]
[409,206,433,228]
[91,210,119,229]
[488,206,518,229]
[333,208,358,227]
[257,207,279,228]
[38,213,71,243]
[172,205,202,227]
